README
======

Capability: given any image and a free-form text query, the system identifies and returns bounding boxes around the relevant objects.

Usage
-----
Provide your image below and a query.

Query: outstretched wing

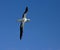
[20,22,24,40]
[22,6,28,18]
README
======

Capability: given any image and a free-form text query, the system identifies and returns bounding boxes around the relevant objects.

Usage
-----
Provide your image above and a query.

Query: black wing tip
[26,6,28,9]
[20,31,22,40]
[20,33,22,40]
[26,6,28,11]
[24,6,28,14]
[20,36,22,40]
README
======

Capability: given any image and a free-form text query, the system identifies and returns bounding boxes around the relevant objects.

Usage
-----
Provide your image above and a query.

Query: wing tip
[20,37,22,40]
[24,6,28,14]
[26,6,28,9]
[20,34,22,40]
[26,6,28,11]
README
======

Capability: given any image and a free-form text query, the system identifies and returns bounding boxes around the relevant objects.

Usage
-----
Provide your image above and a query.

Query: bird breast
[22,18,27,22]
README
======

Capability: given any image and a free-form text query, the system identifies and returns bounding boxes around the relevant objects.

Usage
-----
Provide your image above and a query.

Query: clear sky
[0,0,60,50]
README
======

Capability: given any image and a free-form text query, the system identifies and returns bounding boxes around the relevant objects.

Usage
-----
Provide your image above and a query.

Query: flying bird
[17,6,30,40]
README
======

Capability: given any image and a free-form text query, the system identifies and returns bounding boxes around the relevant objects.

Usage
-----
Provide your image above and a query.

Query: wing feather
[22,6,28,18]
[20,22,23,40]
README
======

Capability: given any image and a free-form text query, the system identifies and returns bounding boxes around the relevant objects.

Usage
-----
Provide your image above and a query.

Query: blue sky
[0,0,60,50]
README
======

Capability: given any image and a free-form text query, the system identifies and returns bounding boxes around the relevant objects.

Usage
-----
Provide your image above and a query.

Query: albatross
[17,6,30,40]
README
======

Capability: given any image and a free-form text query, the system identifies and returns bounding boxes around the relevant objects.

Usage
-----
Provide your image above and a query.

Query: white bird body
[22,18,28,23]
[18,17,30,23]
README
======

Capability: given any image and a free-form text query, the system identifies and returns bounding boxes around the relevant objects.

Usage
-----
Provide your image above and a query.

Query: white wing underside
[24,13,27,18]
